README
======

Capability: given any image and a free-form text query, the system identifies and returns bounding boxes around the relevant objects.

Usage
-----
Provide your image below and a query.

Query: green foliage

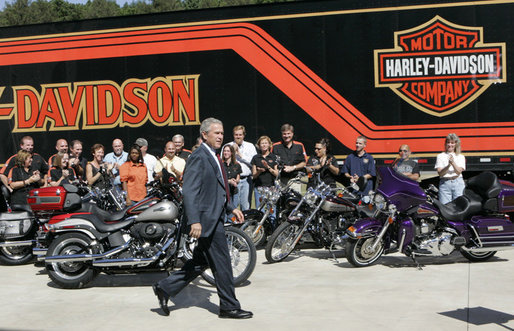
[0,0,299,27]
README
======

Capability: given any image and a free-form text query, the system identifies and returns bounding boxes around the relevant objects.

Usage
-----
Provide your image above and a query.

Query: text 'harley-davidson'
[345,167,514,267]
[43,171,256,289]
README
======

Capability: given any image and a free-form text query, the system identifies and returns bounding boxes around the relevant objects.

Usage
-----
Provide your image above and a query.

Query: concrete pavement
[1,247,514,330]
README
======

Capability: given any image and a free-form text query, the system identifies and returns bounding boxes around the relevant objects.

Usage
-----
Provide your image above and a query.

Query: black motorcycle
[240,172,304,247]
[265,173,365,263]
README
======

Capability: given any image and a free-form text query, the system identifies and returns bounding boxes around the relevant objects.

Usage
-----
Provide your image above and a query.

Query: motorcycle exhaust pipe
[0,240,35,247]
[462,244,514,253]
[45,240,131,264]
[33,247,48,261]
[92,236,177,267]
[92,255,158,267]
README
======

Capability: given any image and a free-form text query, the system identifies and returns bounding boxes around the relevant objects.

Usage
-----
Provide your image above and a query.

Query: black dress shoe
[219,308,253,319]
[152,284,169,316]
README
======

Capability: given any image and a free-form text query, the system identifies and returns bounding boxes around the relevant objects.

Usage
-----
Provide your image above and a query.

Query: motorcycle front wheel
[182,227,257,287]
[0,245,33,265]
[45,233,99,289]
[240,214,267,247]
[346,237,384,267]
[264,221,301,263]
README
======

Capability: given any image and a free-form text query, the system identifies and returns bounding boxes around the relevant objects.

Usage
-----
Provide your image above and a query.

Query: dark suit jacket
[182,143,235,238]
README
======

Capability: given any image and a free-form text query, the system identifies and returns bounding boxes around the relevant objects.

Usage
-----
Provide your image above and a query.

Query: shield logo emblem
[375,16,506,117]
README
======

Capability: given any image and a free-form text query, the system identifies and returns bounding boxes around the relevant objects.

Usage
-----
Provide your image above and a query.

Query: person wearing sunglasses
[306,138,340,187]
[392,144,420,181]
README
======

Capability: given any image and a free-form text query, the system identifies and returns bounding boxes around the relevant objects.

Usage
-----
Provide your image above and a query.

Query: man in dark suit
[152,117,253,319]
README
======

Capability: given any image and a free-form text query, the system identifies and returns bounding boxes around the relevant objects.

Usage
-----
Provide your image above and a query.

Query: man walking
[152,118,252,319]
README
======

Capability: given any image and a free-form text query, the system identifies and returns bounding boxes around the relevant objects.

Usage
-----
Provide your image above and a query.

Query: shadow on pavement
[439,306,514,330]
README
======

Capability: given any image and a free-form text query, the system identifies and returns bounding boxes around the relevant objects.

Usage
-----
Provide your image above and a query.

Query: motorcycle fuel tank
[321,196,354,212]
[135,200,179,222]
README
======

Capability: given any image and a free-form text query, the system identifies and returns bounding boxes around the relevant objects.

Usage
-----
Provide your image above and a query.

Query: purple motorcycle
[344,167,514,267]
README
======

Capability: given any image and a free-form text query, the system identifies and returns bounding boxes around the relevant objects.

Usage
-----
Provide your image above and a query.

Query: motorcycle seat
[466,171,502,200]
[74,213,133,233]
[433,189,482,222]
[78,203,128,223]
[11,204,33,213]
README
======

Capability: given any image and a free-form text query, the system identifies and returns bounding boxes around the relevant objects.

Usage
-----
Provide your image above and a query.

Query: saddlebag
[0,212,34,239]
[469,216,514,246]
[27,186,81,212]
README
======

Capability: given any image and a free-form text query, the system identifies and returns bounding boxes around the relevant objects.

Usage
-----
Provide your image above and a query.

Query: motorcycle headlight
[373,193,387,211]
[304,191,318,207]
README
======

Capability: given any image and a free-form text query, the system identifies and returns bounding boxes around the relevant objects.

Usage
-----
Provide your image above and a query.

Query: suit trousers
[157,219,241,310]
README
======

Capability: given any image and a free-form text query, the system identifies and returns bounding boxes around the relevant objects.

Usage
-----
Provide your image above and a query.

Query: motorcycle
[0,183,86,265]
[240,172,304,247]
[42,170,257,288]
[265,173,364,263]
[345,167,514,267]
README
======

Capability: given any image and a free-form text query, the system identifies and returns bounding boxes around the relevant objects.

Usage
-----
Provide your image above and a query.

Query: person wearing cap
[135,138,158,183]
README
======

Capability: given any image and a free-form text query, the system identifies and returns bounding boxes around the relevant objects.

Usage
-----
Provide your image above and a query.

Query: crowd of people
[0,124,466,208]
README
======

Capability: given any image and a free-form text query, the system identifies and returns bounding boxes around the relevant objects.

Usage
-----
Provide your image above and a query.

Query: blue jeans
[236,178,250,211]
[438,177,465,204]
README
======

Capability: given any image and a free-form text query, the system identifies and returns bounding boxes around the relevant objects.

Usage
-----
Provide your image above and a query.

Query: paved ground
[1,246,514,331]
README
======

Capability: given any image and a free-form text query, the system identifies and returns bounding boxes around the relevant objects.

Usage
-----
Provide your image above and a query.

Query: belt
[440,176,460,181]
[240,175,250,179]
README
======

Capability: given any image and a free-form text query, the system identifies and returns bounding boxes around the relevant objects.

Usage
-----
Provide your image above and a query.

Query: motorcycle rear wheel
[46,233,99,289]
[182,227,257,287]
[346,237,384,267]
[0,245,33,265]
[240,215,267,247]
[265,221,301,263]
[460,249,496,262]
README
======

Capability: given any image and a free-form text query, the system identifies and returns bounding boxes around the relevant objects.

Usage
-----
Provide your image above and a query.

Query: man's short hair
[281,124,294,132]
[20,136,33,146]
[356,136,367,144]
[233,125,246,135]
[70,140,83,148]
[200,118,223,135]
[172,134,184,142]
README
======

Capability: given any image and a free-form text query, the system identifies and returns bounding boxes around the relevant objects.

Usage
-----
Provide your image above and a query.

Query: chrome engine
[410,230,456,256]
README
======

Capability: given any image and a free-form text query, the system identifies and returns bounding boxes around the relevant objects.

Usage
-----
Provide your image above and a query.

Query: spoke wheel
[264,222,301,263]
[346,237,384,267]
[240,216,266,247]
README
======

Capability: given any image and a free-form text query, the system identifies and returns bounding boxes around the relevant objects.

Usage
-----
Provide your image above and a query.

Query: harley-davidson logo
[374,16,506,117]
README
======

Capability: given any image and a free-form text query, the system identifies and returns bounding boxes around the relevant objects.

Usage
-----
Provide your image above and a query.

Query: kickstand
[329,244,339,263]
[411,255,423,270]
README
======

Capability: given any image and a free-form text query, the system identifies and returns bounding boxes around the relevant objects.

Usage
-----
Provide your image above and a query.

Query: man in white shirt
[230,125,257,211]
[135,138,158,183]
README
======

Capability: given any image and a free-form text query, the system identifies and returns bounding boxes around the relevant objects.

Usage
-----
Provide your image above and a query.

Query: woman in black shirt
[251,136,279,208]
[221,144,242,200]
[8,150,44,205]
[49,152,77,186]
